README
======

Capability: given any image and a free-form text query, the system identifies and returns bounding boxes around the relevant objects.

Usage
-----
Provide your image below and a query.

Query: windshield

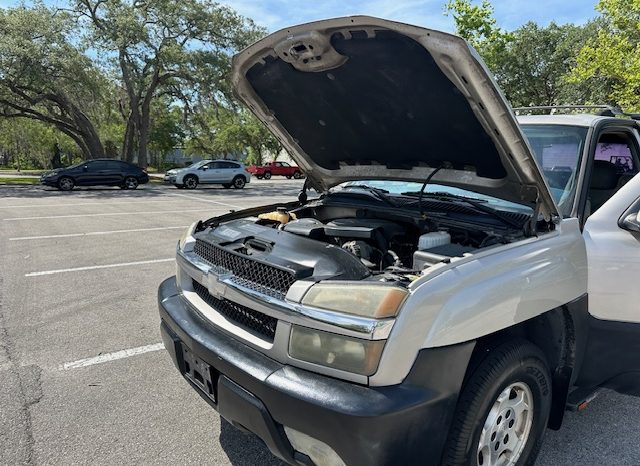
[520,124,588,217]
[188,160,208,169]
[337,181,532,213]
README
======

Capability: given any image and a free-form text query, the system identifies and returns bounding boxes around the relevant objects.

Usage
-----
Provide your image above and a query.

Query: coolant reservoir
[418,231,451,250]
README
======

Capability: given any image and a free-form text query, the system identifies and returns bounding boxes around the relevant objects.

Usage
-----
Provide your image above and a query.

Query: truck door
[579,126,640,394]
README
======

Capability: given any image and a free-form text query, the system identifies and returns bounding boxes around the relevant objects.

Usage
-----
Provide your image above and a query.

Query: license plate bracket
[181,345,218,403]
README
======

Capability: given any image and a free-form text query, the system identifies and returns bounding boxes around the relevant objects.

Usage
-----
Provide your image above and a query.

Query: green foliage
[445,0,513,70]
[446,0,610,107]
[0,3,109,159]
[571,0,640,111]
[494,21,609,106]
[186,107,283,165]
[74,0,265,166]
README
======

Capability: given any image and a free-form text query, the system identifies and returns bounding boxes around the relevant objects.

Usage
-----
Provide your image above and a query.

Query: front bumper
[158,276,474,466]
[40,176,58,186]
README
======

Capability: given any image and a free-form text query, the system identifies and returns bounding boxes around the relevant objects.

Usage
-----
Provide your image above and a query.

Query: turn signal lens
[289,326,385,376]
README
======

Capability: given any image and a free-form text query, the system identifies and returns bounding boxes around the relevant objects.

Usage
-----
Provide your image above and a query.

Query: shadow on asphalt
[219,418,286,466]
[0,182,305,201]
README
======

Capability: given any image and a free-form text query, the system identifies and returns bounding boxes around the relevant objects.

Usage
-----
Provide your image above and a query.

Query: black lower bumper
[158,276,474,466]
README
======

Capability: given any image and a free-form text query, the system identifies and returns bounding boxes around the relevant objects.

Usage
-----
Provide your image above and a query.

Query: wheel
[286,175,292,179]
[442,339,551,466]
[183,175,198,189]
[293,171,302,179]
[263,171,272,180]
[124,176,138,190]
[222,183,232,189]
[58,177,74,191]
[256,175,263,180]
[232,176,246,189]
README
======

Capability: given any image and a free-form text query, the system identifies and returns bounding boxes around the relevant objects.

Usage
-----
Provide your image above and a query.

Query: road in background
[0,180,638,465]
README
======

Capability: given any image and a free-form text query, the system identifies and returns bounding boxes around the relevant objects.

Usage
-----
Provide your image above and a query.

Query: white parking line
[5,208,212,221]
[167,192,240,209]
[0,199,183,209]
[10,225,189,241]
[25,258,174,277]
[60,342,165,370]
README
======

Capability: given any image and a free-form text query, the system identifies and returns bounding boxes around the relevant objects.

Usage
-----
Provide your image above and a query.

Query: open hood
[231,16,558,219]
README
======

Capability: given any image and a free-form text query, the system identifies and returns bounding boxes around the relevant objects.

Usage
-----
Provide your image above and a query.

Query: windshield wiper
[401,191,524,228]
[340,185,396,207]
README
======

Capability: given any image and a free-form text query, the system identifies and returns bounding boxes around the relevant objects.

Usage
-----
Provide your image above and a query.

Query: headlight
[289,325,385,376]
[301,283,408,318]
[178,222,198,251]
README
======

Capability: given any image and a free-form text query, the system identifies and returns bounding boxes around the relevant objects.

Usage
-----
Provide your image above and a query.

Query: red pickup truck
[246,161,303,180]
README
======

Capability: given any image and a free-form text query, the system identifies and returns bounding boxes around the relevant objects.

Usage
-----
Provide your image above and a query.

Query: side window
[220,161,239,169]
[105,161,122,171]
[279,161,290,167]
[595,139,637,174]
[91,161,108,171]
[588,131,640,215]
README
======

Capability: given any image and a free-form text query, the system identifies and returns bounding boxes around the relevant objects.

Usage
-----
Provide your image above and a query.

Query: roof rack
[513,105,640,121]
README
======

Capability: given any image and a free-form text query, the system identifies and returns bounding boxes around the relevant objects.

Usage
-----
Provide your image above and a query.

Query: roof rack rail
[513,105,640,121]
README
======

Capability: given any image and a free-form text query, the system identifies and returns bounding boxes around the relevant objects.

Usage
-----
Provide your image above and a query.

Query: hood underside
[231,16,558,219]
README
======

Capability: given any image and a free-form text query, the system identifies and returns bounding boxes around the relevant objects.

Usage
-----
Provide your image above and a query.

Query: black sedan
[40,159,150,191]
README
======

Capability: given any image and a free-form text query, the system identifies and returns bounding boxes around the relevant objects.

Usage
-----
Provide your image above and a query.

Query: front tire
[58,177,74,191]
[293,171,302,179]
[442,339,551,466]
[263,171,272,180]
[183,175,198,190]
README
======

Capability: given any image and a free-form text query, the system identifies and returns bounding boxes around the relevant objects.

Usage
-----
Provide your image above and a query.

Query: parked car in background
[40,159,149,191]
[164,160,250,189]
[246,161,303,179]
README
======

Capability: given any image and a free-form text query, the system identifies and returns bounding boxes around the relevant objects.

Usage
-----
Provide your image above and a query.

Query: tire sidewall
[184,175,198,189]
[443,341,552,466]
[125,176,138,189]
[232,176,246,189]
[263,172,271,180]
[471,361,550,465]
[58,177,74,191]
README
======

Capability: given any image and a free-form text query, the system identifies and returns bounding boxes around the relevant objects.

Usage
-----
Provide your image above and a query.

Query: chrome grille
[192,280,277,341]
[193,239,296,299]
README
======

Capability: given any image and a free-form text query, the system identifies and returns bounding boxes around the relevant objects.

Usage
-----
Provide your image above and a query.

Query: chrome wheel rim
[477,382,534,466]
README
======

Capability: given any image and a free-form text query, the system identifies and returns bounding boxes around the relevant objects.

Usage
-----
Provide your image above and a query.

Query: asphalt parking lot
[1,179,639,466]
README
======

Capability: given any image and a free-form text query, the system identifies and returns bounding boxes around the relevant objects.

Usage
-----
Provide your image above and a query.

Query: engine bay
[241,198,528,282]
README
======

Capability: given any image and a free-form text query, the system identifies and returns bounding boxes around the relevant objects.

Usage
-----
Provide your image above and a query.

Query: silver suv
[158,17,640,466]
[164,159,250,189]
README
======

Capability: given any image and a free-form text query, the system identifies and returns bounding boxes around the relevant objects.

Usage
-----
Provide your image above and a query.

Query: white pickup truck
[158,16,640,466]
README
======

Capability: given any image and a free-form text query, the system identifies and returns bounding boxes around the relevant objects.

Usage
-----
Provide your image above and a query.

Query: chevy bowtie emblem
[206,272,230,298]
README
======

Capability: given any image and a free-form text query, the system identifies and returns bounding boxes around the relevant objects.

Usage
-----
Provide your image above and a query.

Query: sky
[0,0,600,32]
[213,0,600,32]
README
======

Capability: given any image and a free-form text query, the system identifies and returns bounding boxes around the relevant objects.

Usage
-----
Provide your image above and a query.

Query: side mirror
[201,166,208,170]
[621,212,640,232]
